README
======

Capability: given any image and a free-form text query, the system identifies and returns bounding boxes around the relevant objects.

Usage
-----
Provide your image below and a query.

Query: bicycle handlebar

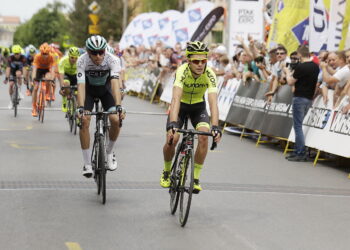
[83,110,123,128]
[61,86,78,90]
[169,128,217,150]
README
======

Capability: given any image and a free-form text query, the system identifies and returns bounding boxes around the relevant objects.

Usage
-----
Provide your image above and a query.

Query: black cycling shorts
[84,82,115,112]
[166,101,210,131]
[35,69,50,80]
[10,67,23,76]
[64,74,77,86]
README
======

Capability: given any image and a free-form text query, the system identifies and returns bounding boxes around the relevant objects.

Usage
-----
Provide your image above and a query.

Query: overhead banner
[327,0,349,51]
[228,0,264,57]
[267,0,309,53]
[191,7,225,41]
[289,91,350,158]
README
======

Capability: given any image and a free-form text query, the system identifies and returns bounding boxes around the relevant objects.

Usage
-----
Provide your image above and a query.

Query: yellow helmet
[12,45,22,54]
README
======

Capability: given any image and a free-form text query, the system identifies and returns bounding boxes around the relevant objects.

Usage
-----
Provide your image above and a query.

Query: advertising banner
[225,79,260,126]
[244,82,270,131]
[309,0,330,52]
[158,10,182,48]
[173,1,215,48]
[228,0,264,57]
[327,0,348,51]
[288,91,350,158]
[217,78,241,121]
[267,0,310,54]
[260,84,293,138]
[160,73,175,104]
[191,7,225,42]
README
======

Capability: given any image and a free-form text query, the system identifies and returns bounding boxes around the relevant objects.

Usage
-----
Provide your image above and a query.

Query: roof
[0,16,21,25]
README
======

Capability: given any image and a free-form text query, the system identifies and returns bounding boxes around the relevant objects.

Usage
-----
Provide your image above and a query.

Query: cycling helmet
[106,45,115,54]
[85,35,107,51]
[29,47,36,54]
[12,45,22,54]
[68,46,80,57]
[40,43,51,54]
[185,41,209,57]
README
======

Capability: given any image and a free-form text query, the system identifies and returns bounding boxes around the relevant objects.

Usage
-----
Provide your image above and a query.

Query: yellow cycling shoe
[193,179,202,194]
[160,171,170,188]
[61,103,68,113]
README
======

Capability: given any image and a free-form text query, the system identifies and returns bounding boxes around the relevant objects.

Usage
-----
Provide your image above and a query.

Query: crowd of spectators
[110,34,350,113]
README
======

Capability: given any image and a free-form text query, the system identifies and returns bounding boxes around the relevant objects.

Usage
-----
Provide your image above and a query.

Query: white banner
[228,0,264,57]
[158,10,182,48]
[309,0,328,52]
[288,91,350,158]
[160,73,175,104]
[327,0,347,51]
[218,78,241,121]
[172,1,215,49]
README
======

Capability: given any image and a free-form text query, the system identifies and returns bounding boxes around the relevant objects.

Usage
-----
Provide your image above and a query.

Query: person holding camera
[285,45,319,162]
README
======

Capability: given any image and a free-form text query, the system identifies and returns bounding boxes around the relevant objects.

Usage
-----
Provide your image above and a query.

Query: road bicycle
[10,76,23,117]
[169,118,217,227]
[61,85,78,134]
[85,99,123,204]
[36,78,55,123]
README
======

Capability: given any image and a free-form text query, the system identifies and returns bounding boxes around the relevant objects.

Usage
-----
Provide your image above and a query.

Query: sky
[0,0,74,22]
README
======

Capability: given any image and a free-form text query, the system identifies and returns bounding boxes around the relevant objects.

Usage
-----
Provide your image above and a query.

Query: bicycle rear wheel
[92,140,101,195]
[72,97,78,135]
[67,99,74,132]
[37,91,43,121]
[98,136,107,204]
[179,150,194,227]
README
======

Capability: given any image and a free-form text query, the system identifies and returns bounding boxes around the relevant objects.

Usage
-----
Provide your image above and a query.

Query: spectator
[321,50,350,107]
[285,45,320,162]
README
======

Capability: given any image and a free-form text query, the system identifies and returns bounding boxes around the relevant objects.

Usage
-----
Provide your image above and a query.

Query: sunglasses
[42,53,49,56]
[276,52,286,55]
[291,57,299,60]
[189,58,207,65]
[90,50,105,56]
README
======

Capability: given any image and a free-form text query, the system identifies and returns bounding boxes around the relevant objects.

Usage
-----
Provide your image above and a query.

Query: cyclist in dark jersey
[3,45,27,109]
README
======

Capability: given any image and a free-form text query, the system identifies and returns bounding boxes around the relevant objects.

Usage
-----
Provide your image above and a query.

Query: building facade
[0,16,20,47]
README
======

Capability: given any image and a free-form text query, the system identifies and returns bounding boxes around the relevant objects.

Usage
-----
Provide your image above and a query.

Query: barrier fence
[124,66,350,168]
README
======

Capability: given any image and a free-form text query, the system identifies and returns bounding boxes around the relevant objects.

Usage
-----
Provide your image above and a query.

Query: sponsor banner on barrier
[160,72,175,104]
[244,82,270,131]
[288,91,350,158]
[225,79,261,126]
[217,78,241,121]
[260,85,293,138]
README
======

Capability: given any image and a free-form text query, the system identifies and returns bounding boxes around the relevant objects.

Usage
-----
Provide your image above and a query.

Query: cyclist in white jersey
[77,35,125,178]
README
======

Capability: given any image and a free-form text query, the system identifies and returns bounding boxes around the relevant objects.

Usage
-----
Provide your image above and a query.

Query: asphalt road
[1,75,350,250]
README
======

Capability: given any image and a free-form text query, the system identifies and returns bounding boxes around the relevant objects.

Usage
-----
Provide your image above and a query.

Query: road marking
[65,242,83,250]
[0,126,33,131]
[9,143,47,150]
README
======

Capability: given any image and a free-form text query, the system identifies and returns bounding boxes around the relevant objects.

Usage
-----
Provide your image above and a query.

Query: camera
[286,62,299,71]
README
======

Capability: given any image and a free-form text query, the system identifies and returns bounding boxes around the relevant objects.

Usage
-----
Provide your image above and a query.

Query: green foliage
[14,2,69,48]
[142,0,180,12]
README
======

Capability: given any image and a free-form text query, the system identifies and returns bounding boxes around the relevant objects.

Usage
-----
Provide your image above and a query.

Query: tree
[142,0,181,12]
[14,2,69,48]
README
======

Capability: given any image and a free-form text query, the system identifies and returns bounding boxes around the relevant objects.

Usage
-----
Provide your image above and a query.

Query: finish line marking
[65,242,82,250]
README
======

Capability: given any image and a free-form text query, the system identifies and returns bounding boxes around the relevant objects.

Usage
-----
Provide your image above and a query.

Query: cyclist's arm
[169,86,183,123]
[77,58,86,107]
[208,92,219,126]
[5,58,10,79]
[109,55,122,105]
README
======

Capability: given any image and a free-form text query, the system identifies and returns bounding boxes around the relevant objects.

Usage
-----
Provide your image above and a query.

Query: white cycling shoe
[107,152,118,171]
[82,164,93,178]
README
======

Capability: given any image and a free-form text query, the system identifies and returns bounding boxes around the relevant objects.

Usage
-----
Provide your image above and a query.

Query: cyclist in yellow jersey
[160,41,222,192]
[58,47,80,112]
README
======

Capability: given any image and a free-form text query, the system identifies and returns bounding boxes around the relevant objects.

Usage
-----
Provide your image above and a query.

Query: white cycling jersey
[77,52,121,86]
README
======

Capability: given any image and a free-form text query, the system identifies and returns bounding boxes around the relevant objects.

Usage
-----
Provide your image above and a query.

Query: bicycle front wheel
[13,83,18,117]
[169,155,183,215]
[40,91,45,123]
[72,97,78,135]
[98,136,107,204]
[179,150,194,227]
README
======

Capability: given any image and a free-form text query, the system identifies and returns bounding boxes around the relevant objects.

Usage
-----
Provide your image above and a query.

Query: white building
[0,16,21,47]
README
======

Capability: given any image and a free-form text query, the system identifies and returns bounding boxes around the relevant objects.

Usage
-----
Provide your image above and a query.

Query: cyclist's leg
[190,103,211,191]
[61,77,71,112]
[15,70,24,99]
[80,87,94,177]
